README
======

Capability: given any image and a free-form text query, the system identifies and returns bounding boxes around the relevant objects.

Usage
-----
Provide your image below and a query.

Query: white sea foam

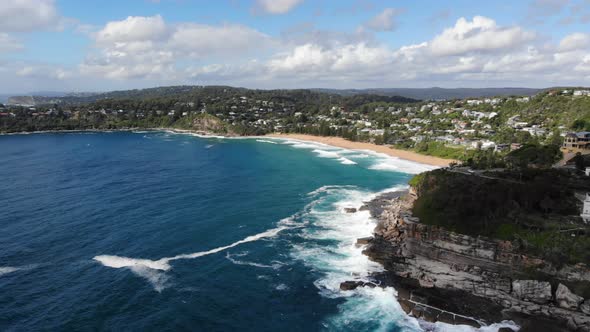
[366,152,437,174]
[129,265,170,292]
[255,139,278,144]
[225,252,282,269]
[274,283,289,291]
[0,266,20,277]
[292,184,515,332]
[344,153,370,158]
[94,226,289,290]
[273,138,437,174]
[311,149,341,158]
[338,157,357,165]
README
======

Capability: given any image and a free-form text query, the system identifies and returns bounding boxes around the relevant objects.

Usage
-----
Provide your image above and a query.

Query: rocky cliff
[360,190,590,331]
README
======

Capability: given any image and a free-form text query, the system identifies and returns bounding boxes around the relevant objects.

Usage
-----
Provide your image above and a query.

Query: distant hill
[5,85,551,106]
[312,87,543,100]
[7,96,37,106]
[6,86,418,106]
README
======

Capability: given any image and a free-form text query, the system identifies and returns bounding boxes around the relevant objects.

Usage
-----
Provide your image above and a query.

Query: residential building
[582,194,590,223]
[563,132,590,151]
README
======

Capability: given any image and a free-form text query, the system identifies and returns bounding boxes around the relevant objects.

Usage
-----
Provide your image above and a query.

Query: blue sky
[1,0,589,93]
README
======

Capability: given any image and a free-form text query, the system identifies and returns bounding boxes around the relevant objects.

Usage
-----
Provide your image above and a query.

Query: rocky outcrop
[512,280,552,304]
[556,284,584,310]
[362,192,590,331]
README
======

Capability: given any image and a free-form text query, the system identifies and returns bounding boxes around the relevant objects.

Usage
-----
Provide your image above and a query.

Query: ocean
[0,131,503,331]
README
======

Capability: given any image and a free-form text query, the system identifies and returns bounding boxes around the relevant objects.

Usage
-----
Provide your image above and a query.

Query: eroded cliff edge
[359,169,590,331]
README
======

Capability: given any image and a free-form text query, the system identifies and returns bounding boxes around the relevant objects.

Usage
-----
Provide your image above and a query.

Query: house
[586,167,590,177]
[581,194,590,223]
[563,132,590,151]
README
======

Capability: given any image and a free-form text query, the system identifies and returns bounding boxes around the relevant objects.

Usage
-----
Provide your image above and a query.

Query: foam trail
[225,252,281,269]
[129,266,170,292]
[0,267,20,277]
[0,264,38,277]
[94,226,287,272]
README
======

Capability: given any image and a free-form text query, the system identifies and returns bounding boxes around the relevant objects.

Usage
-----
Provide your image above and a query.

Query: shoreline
[1,128,455,168]
[267,133,456,167]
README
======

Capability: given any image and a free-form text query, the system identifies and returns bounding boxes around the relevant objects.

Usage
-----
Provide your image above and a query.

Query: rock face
[363,192,590,331]
[512,280,552,304]
[339,281,376,291]
[556,284,584,310]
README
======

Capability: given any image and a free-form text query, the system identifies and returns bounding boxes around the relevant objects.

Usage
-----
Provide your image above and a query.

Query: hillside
[313,87,542,100]
[7,86,420,106]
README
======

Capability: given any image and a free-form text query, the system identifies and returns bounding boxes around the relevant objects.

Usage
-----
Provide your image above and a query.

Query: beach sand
[266,133,457,167]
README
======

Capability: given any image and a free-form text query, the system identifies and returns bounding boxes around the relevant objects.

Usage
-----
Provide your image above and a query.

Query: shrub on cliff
[409,168,589,265]
[505,144,562,169]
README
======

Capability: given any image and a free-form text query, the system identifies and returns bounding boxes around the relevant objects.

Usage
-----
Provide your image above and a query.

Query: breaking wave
[94,226,289,291]
[255,139,278,144]
[291,185,517,332]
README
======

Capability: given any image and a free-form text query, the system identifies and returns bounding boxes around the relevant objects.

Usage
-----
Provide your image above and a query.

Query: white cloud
[255,0,303,14]
[430,16,535,56]
[16,65,71,80]
[559,32,590,52]
[83,15,273,80]
[0,33,23,52]
[169,23,273,57]
[0,0,61,32]
[95,15,169,44]
[365,8,400,32]
[183,15,590,88]
[8,13,590,91]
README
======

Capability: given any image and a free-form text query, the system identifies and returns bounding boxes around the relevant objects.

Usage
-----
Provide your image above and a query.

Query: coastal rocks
[355,237,372,246]
[363,191,590,331]
[344,208,357,213]
[339,280,376,291]
[511,280,552,304]
[556,284,584,310]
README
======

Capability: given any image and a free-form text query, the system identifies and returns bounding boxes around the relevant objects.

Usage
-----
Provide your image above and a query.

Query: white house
[585,167,590,176]
[582,194,590,223]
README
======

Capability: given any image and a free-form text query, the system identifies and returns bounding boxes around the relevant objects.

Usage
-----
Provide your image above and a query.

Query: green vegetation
[408,168,590,266]
[505,144,562,168]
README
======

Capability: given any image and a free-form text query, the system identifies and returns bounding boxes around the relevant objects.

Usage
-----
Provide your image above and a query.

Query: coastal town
[2,87,590,159]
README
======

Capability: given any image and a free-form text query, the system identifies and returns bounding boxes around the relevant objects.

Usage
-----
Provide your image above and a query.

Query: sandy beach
[266,133,457,167]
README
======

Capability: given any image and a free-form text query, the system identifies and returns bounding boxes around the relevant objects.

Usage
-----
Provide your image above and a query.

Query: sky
[0,0,589,93]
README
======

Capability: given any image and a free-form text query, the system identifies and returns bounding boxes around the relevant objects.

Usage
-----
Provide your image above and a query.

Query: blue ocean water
[0,131,440,331]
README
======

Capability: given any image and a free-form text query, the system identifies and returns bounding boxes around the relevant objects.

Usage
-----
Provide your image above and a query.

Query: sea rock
[339,281,376,291]
[581,301,590,315]
[512,280,552,304]
[356,237,372,246]
[556,284,584,310]
[344,208,357,213]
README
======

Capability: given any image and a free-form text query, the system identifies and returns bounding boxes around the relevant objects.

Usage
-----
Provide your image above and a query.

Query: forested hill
[7,86,419,106]
[313,87,542,100]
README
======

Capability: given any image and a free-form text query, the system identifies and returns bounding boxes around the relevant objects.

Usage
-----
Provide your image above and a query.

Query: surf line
[93,226,287,271]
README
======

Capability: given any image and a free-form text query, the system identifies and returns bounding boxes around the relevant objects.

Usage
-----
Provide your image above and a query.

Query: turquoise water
[0,131,440,331]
